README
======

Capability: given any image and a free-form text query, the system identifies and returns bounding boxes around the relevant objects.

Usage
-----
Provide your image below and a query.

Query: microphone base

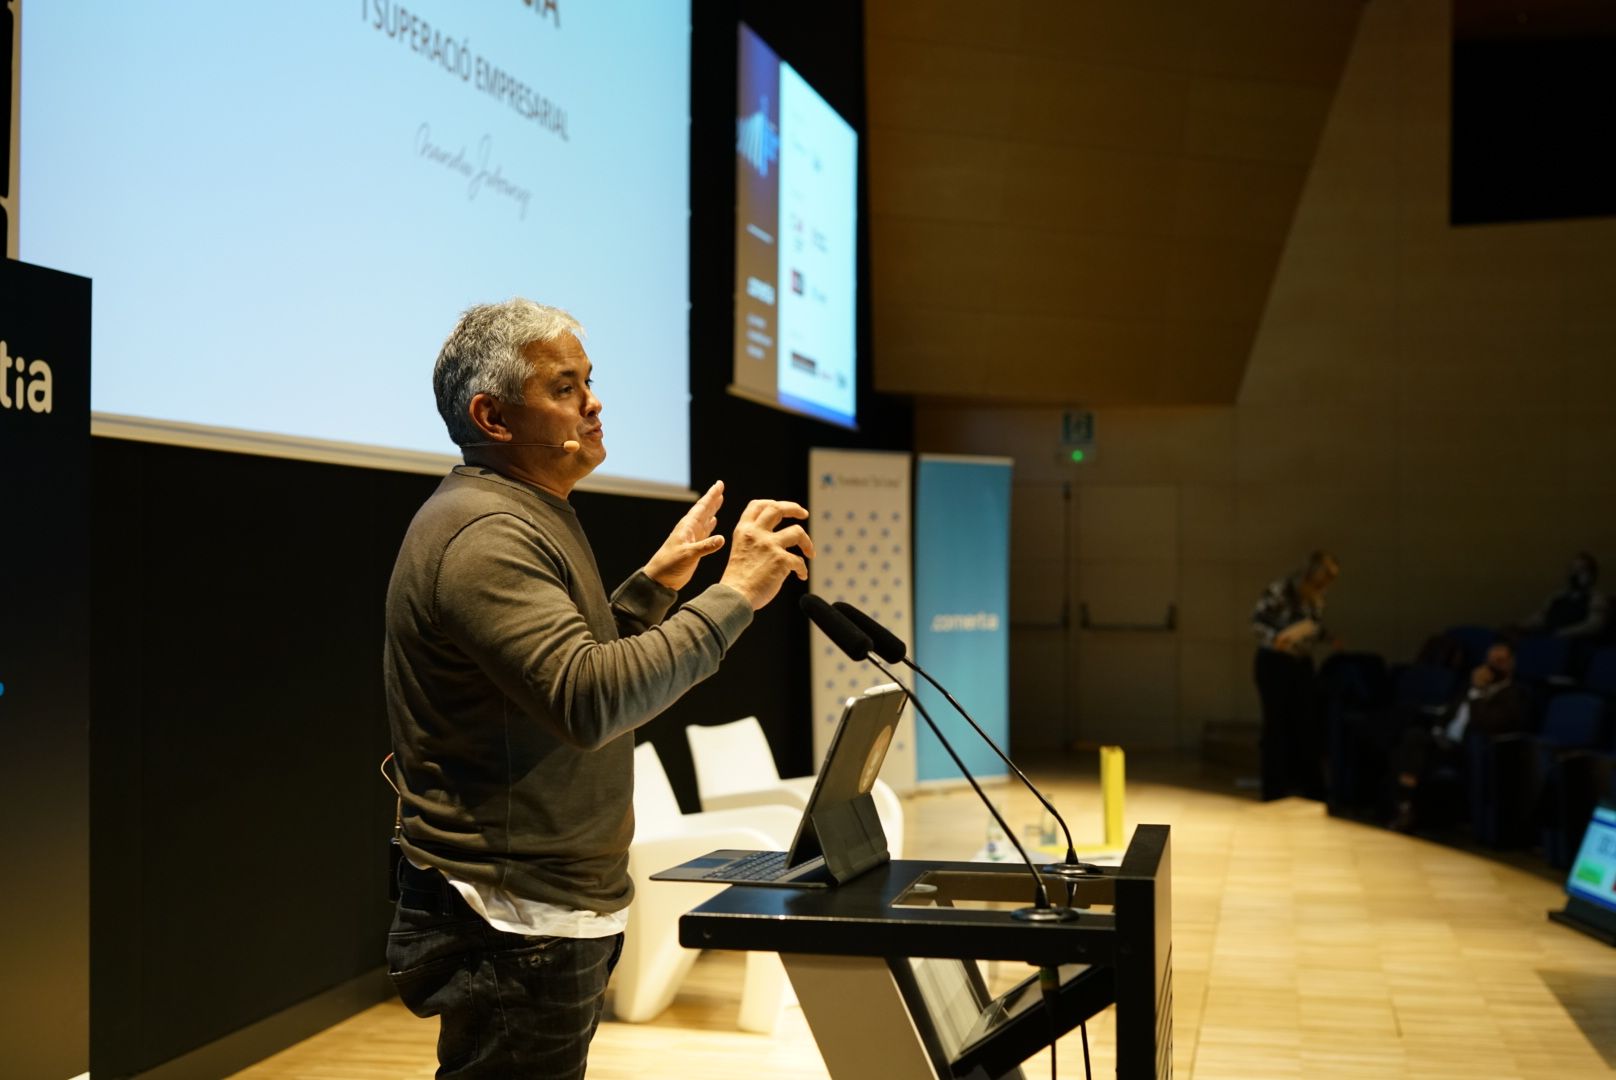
[1041,861,1105,880]
[1011,905,1081,923]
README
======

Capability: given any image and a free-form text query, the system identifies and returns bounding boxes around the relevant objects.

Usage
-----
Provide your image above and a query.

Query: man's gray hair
[434,299,584,446]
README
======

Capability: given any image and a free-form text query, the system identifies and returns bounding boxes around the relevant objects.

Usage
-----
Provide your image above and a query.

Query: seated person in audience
[1390,641,1530,832]
[1521,552,1609,641]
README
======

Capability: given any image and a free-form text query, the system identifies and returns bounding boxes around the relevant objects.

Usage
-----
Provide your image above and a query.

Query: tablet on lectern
[651,683,906,888]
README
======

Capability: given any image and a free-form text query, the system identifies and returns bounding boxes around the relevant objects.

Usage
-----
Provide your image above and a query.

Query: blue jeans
[386,866,624,1079]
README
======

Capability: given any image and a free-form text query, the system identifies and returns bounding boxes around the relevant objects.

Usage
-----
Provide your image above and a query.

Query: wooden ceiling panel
[869,127,1182,237]
[1159,321,1255,401]
[873,303,1173,402]
[866,128,1013,222]
[864,0,1029,51]
[1182,76,1339,165]
[868,38,1191,155]
[867,0,1362,84]
[1015,2,1201,72]
[998,140,1181,237]
[870,216,1172,323]
[864,1,1364,405]
[1173,156,1307,243]
[1183,0,1366,85]
[1165,237,1289,326]
[1007,61,1192,156]
[873,305,1254,406]
[865,37,1020,136]
[867,0,1353,83]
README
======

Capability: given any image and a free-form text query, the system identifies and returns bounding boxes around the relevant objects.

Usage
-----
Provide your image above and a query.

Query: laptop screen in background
[1566,804,1616,916]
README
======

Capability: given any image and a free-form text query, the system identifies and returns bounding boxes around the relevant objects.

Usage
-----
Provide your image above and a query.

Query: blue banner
[913,456,1012,783]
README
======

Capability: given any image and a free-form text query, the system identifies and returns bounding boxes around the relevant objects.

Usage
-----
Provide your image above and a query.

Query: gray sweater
[383,465,753,913]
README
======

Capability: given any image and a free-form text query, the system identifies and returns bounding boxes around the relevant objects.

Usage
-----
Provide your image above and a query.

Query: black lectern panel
[682,825,1173,1079]
[0,258,91,1078]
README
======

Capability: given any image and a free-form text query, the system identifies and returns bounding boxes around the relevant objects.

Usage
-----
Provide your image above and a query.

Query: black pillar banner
[1,257,90,1078]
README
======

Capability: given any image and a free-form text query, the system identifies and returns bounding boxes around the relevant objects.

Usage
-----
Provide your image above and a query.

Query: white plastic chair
[614,742,800,1032]
[686,716,905,857]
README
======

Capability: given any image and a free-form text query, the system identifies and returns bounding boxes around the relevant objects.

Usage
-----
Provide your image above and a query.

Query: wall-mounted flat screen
[20,2,692,495]
[730,22,858,430]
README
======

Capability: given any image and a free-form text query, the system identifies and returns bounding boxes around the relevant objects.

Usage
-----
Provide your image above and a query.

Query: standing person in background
[1251,551,1340,801]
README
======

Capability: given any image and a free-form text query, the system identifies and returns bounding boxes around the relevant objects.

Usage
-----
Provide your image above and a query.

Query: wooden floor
[231,756,1616,1078]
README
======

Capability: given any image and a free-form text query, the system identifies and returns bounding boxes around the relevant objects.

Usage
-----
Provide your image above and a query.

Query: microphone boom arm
[906,659,1080,866]
[866,655,1055,912]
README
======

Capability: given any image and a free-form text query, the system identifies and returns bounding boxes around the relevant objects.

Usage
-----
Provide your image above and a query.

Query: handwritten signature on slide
[415,124,533,220]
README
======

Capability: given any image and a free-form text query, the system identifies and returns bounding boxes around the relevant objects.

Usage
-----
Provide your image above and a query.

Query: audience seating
[1445,624,1500,670]
[1535,692,1608,759]
[1529,693,1610,866]
[1322,653,1393,814]
[1326,660,1458,818]
[1393,663,1460,714]
[1513,635,1571,685]
[1580,647,1616,697]
[1466,731,1535,849]
[1322,617,1616,873]
[1538,732,1616,868]
[1469,691,1606,850]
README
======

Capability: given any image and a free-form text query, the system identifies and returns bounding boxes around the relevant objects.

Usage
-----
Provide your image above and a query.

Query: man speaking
[383,298,813,1078]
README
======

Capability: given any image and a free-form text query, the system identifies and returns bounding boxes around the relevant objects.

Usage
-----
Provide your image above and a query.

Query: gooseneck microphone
[800,594,1075,923]
[803,592,876,660]
[833,600,1101,881]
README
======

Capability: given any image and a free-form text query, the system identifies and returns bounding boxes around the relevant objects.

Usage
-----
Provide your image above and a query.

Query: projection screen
[20,1,693,496]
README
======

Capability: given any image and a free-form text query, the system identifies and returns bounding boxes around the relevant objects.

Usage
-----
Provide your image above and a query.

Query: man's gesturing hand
[719,499,814,610]
[643,481,727,591]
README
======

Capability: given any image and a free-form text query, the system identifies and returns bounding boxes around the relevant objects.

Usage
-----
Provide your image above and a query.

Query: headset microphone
[464,439,582,452]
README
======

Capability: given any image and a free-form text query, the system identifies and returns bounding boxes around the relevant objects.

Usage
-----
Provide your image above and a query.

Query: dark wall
[90,442,428,1077]
[89,0,901,1076]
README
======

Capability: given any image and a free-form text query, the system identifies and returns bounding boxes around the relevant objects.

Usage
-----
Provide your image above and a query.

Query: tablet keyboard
[704,849,790,881]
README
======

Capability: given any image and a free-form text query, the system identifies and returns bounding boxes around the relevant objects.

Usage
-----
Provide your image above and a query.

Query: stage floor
[231,754,1616,1079]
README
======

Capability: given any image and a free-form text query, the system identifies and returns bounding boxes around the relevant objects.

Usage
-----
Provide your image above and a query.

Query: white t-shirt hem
[416,861,629,938]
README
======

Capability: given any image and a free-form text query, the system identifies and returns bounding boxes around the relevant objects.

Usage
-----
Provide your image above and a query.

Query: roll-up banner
[808,448,915,792]
[913,455,1012,785]
[1,258,91,1078]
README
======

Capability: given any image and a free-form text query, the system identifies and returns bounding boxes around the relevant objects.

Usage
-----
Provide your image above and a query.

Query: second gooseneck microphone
[800,594,1075,923]
[833,600,1100,881]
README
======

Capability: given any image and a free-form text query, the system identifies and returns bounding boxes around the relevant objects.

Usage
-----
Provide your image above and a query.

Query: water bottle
[985,804,1008,861]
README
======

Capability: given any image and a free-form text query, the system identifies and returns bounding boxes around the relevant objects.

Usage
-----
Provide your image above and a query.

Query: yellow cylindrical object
[1100,745,1125,847]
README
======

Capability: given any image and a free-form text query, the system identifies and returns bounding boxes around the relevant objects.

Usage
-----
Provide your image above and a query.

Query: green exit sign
[1060,410,1095,464]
